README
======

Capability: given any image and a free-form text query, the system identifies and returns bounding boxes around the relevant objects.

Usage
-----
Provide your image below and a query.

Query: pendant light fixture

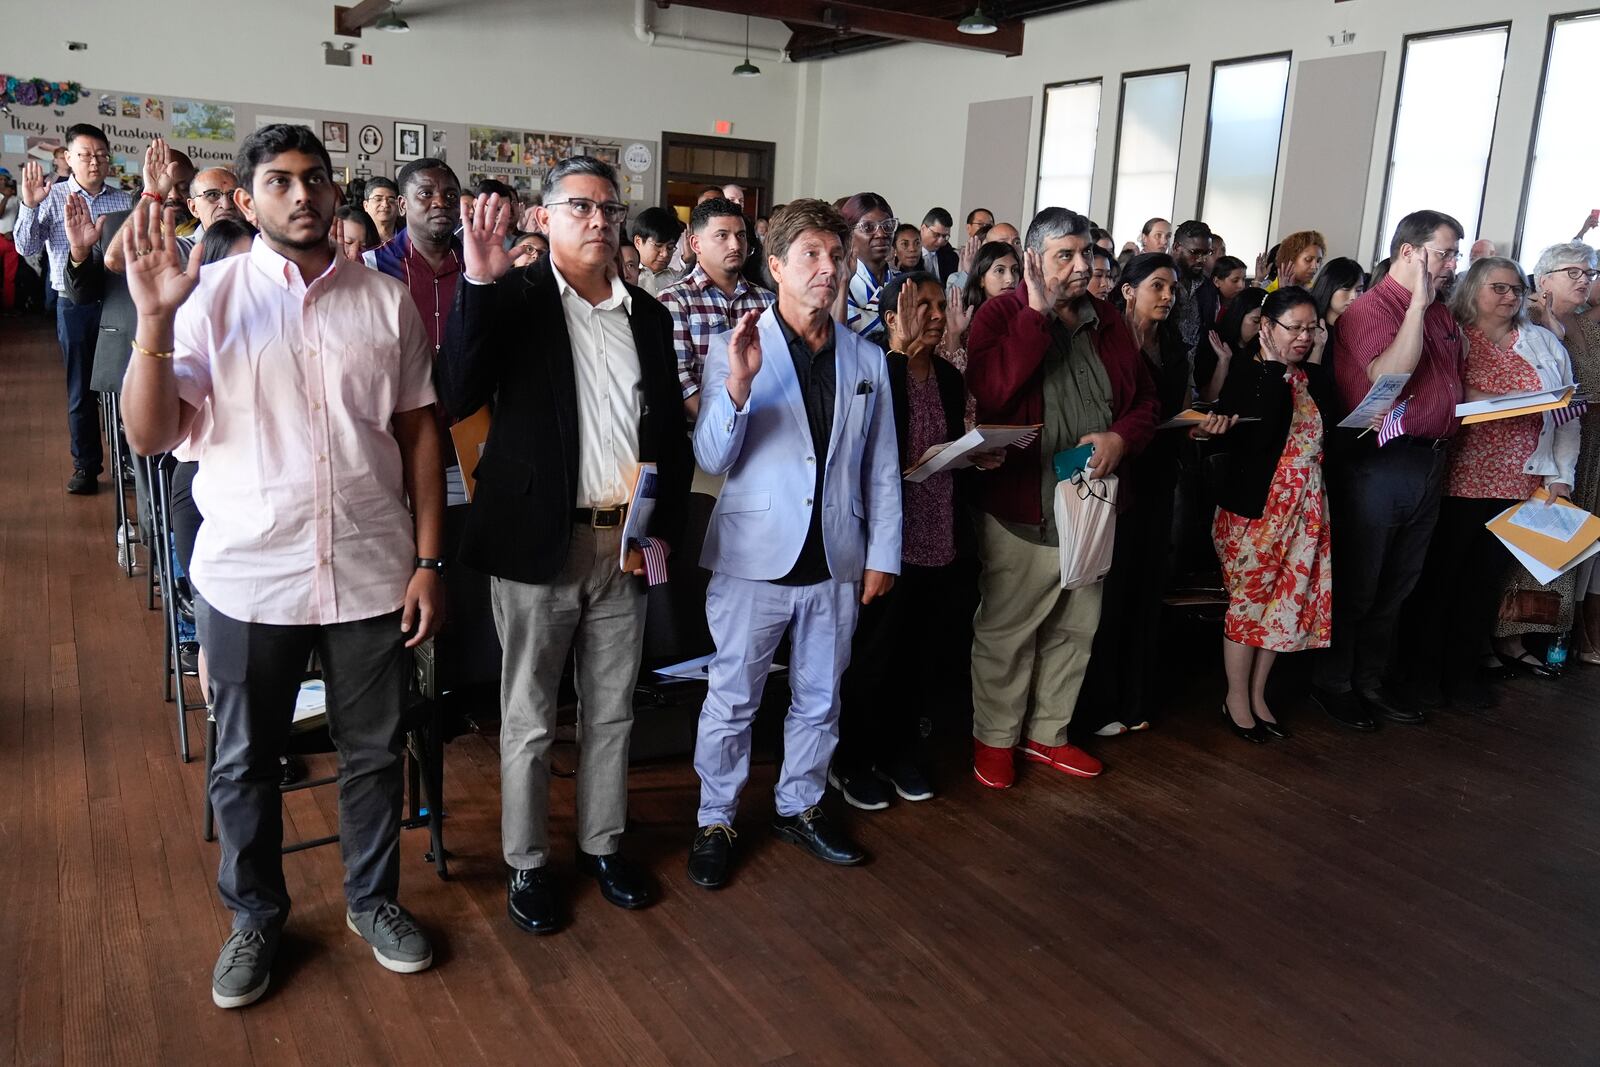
[732,15,761,77]
[373,2,409,32]
[956,6,998,34]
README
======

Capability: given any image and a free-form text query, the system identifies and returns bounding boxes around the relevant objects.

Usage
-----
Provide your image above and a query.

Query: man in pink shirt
[120,125,446,1010]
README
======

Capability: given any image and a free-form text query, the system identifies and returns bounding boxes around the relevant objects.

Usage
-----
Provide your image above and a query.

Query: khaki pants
[971,512,1103,748]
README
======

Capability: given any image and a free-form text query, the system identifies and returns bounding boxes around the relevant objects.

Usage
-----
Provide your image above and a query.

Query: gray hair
[1532,241,1598,281]
[1448,256,1529,327]
[541,155,621,202]
[1024,206,1091,255]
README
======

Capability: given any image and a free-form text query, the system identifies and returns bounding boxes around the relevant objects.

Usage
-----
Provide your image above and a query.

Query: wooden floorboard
[1,315,1598,1066]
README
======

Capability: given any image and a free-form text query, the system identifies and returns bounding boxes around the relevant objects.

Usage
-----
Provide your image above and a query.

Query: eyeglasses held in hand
[1486,282,1526,297]
[855,217,900,236]
[546,198,629,222]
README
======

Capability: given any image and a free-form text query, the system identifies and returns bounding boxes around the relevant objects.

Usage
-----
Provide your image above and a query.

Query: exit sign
[713,120,733,135]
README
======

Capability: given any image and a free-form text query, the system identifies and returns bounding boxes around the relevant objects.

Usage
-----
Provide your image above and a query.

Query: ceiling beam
[657,1,1024,57]
[334,0,395,38]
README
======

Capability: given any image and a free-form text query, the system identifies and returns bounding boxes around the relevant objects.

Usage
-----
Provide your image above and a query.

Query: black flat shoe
[1311,685,1378,731]
[576,851,654,910]
[773,806,865,866]
[687,824,735,889]
[1221,703,1268,744]
[507,866,562,934]
[1496,650,1554,678]
[1360,687,1426,725]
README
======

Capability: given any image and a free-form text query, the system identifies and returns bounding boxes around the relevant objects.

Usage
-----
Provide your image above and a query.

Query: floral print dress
[1212,366,1333,652]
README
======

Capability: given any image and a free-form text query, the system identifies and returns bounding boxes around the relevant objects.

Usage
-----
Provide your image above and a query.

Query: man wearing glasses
[13,123,133,494]
[441,155,691,934]
[1314,209,1467,732]
[362,177,401,245]
[176,167,244,259]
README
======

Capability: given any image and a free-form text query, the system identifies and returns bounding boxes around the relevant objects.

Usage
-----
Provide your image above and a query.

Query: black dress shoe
[1255,715,1291,740]
[576,851,654,910]
[772,806,865,866]
[687,824,735,889]
[66,469,99,495]
[1221,703,1268,743]
[1310,685,1378,731]
[508,866,562,934]
[1360,687,1426,725]
[278,754,306,787]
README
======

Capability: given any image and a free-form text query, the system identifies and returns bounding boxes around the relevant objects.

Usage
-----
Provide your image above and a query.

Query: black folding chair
[142,453,196,761]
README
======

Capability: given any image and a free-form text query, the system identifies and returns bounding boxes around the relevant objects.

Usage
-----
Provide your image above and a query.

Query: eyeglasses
[1423,245,1461,265]
[1271,319,1320,337]
[71,152,111,164]
[1071,471,1114,504]
[1552,266,1600,283]
[546,198,629,222]
[1486,282,1526,297]
[192,188,234,203]
[364,194,398,205]
[855,217,900,236]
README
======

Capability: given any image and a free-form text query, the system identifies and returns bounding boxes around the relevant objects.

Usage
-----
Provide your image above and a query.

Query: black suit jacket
[933,244,959,283]
[886,351,976,559]
[1209,359,1335,520]
[437,257,692,584]
[60,208,135,393]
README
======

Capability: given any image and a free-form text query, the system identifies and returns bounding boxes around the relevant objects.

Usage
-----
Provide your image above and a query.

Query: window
[1036,79,1102,217]
[1198,54,1290,275]
[1109,68,1188,249]
[1517,12,1600,272]
[1378,25,1508,259]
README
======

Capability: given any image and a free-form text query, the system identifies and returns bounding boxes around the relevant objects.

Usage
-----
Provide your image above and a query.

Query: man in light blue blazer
[686,199,902,889]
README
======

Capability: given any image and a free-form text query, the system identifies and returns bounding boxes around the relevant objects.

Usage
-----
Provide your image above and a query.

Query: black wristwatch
[415,556,446,572]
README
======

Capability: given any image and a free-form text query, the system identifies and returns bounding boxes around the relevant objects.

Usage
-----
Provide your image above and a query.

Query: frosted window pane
[1037,80,1102,218]
[1518,15,1600,272]
[1200,56,1290,271]
[1379,27,1508,258]
[1111,70,1187,249]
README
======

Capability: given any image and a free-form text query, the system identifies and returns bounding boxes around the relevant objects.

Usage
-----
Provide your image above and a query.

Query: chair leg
[202,710,217,842]
[109,394,133,578]
[153,460,191,761]
[422,711,448,878]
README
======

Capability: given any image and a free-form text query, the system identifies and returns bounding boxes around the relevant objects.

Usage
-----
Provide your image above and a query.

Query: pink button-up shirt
[172,238,437,626]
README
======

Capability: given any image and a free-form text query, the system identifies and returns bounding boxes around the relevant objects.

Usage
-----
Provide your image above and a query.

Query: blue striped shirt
[13,177,134,293]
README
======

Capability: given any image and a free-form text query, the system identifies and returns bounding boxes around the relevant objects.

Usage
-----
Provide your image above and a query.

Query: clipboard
[1485,490,1600,573]
[1458,387,1574,426]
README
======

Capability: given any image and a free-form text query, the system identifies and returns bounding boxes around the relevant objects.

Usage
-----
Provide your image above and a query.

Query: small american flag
[1377,397,1409,447]
[1552,400,1589,428]
[637,536,670,586]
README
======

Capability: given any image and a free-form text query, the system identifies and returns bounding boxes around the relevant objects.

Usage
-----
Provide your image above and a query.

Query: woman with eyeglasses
[1493,243,1600,666]
[839,191,896,344]
[1208,286,1334,741]
[1403,256,1579,695]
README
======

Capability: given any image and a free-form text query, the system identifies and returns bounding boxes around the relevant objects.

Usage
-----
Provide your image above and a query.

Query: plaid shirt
[14,177,133,293]
[655,264,775,398]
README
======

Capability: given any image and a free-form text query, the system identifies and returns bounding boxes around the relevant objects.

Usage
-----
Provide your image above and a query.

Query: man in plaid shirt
[13,123,134,494]
[656,197,774,419]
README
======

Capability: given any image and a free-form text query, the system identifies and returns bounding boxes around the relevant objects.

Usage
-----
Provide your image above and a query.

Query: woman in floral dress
[1210,287,1336,742]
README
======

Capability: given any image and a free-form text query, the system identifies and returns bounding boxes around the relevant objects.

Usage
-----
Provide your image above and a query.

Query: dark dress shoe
[687,824,735,889]
[1361,687,1426,725]
[772,806,865,866]
[576,851,655,910]
[66,469,98,495]
[508,866,562,934]
[1221,703,1269,743]
[1255,716,1291,740]
[1311,686,1378,731]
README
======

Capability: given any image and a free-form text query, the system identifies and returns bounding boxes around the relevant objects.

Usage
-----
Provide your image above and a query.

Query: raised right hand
[1207,329,1231,362]
[458,193,513,282]
[1024,248,1051,314]
[123,199,203,320]
[64,193,104,262]
[724,308,764,408]
[19,160,52,209]
[1410,254,1434,307]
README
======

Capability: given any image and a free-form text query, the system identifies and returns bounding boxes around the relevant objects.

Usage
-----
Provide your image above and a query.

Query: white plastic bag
[1056,472,1118,590]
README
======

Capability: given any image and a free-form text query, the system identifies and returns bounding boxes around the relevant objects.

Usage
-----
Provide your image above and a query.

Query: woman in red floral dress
[1210,287,1336,742]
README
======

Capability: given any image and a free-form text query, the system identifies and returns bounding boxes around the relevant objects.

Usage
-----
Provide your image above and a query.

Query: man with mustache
[13,122,133,494]
[173,165,243,260]
[120,124,446,1006]
[440,156,691,935]
[963,207,1160,790]
[685,199,901,889]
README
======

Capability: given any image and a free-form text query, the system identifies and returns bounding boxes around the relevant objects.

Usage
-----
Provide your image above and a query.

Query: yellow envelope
[448,406,492,502]
[1460,387,1574,425]
[1485,489,1600,571]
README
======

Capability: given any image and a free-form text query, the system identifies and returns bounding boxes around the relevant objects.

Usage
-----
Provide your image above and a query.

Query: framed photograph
[357,124,383,155]
[322,121,349,154]
[395,122,425,163]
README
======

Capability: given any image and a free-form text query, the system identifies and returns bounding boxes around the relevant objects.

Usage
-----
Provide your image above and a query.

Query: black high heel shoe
[1253,712,1290,740]
[1221,703,1269,744]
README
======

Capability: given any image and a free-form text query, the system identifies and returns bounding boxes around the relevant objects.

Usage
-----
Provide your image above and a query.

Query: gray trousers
[492,524,645,869]
[198,598,408,930]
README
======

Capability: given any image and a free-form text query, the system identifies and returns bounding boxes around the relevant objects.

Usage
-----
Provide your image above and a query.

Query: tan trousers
[971,512,1104,748]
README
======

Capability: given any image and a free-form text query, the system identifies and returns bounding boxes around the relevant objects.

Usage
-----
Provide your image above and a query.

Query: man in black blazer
[439,156,691,935]
[919,207,959,283]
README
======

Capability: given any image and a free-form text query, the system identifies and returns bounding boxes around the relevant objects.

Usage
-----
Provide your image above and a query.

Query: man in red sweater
[964,207,1159,789]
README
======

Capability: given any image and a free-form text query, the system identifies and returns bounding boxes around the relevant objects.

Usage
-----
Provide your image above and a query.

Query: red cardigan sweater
[965,286,1160,525]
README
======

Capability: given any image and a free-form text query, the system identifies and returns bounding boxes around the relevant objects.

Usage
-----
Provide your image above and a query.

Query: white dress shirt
[551,262,644,507]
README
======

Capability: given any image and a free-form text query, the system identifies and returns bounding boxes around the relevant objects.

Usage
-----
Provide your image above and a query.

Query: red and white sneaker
[972,739,1015,789]
[1019,739,1102,778]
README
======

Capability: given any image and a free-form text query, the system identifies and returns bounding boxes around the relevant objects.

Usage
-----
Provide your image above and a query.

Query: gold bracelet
[131,340,175,360]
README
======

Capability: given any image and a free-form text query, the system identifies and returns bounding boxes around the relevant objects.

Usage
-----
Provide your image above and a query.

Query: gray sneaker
[212,926,277,1009]
[346,902,433,974]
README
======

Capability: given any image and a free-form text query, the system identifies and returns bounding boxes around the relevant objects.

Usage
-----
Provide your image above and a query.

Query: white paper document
[1509,499,1590,542]
[904,424,1041,483]
[1497,536,1600,586]
[619,463,658,568]
[1337,373,1410,430]
[652,654,785,681]
[1454,387,1569,419]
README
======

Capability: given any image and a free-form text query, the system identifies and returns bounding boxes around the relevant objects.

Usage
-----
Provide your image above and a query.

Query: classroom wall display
[0,85,658,211]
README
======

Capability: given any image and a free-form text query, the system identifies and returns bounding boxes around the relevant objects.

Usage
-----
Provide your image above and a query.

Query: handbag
[1055,472,1118,590]
[1498,588,1562,626]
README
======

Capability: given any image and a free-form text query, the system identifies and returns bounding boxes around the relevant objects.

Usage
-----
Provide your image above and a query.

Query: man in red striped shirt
[1313,209,1465,731]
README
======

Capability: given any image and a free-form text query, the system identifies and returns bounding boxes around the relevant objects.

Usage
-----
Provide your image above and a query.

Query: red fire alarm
[713,119,733,135]
[361,53,373,65]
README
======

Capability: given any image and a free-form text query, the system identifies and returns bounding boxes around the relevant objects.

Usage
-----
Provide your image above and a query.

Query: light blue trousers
[695,573,860,827]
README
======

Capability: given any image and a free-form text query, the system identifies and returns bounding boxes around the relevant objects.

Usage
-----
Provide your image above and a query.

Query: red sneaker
[972,739,1015,789]
[1019,739,1102,778]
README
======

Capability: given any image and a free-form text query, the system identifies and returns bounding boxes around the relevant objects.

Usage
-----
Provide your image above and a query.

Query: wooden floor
[3,316,1598,1067]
